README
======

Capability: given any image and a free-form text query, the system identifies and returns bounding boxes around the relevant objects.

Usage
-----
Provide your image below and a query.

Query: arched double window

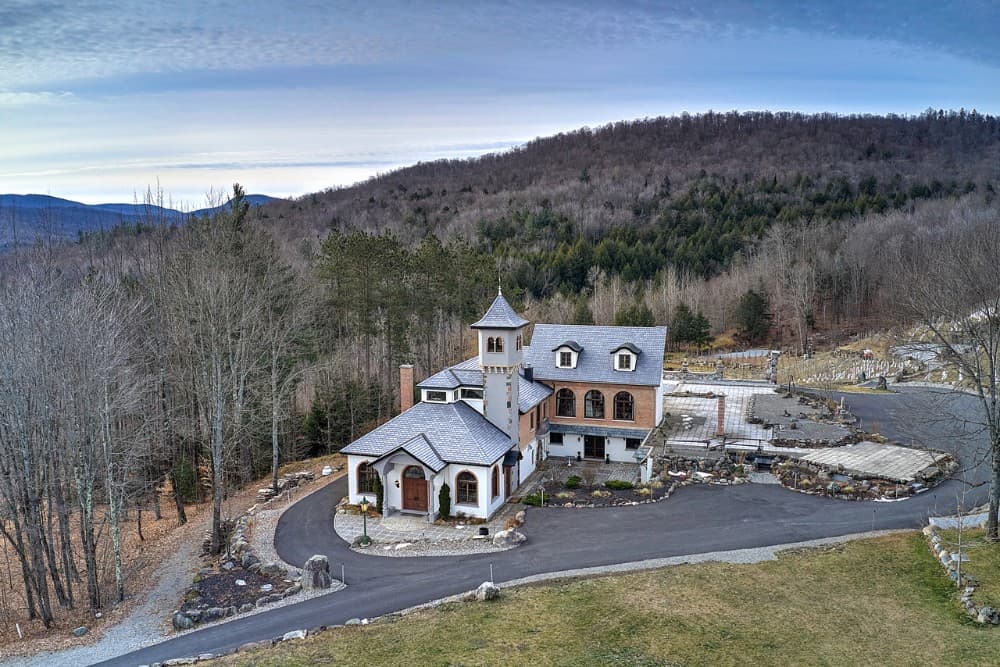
[357,462,378,494]
[457,471,478,504]
[491,466,500,499]
[584,390,605,419]
[614,391,635,421]
[556,388,576,417]
[487,336,504,353]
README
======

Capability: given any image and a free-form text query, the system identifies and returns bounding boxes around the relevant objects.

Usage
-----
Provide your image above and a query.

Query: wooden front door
[504,465,513,497]
[402,465,428,512]
[584,435,605,459]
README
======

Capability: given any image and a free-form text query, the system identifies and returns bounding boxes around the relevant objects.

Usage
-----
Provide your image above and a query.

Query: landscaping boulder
[303,554,332,590]
[492,529,526,548]
[475,581,501,601]
[977,606,999,625]
[282,629,307,641]
[172,611,195,630]
[72,626,88,637]
[514,510,526,525]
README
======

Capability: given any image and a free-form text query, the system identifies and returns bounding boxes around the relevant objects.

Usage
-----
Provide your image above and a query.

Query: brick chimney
[716,396,726,437]
[399,364,414,413]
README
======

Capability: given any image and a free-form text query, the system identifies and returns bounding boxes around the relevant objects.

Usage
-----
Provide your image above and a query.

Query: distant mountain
[0,193,277,246]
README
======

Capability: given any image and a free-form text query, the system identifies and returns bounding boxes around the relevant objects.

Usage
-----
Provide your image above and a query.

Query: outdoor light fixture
[359,498,371,546]
[395,480,400,488]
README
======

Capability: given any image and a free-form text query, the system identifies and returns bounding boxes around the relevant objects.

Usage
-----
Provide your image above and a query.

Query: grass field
[213,533,1000,667]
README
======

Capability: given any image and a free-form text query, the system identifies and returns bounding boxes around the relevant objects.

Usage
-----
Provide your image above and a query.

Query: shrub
[564,475,582,489]
[555,491,575,499]
[591,489,611,499]
[604,480,634,490]
[636,487,652,496]
[521,493,543,507]
[438,483,451,519]
[373,476,384,515]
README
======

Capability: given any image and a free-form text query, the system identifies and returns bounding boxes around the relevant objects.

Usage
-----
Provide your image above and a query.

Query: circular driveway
[97,386,990,666]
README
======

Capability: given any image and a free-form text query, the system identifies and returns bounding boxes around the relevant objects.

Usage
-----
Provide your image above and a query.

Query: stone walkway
[333,507,522,557]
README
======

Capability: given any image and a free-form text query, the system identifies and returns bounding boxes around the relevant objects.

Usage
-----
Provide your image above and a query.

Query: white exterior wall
[446,464,493,520]
[542,433,647,464]
[518,439,538,482]
[655,381,665,423]
[347,455,376,504]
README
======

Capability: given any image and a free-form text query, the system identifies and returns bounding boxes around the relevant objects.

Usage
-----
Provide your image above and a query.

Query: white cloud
[0,90,72,106]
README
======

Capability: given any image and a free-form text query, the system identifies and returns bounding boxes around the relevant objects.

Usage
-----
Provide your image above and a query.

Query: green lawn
[214,533,1000,666]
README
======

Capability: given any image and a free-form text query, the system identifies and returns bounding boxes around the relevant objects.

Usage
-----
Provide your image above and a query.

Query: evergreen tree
[614,301,655,327]
[571,297,594,325]
[735,289,771,343]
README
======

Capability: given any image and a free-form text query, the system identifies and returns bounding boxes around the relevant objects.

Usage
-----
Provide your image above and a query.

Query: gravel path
[10,475,345,667]
[7,537,200,667]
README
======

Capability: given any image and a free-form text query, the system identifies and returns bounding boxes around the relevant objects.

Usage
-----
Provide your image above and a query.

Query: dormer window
[553,340,582,369]
[611,343,640,372]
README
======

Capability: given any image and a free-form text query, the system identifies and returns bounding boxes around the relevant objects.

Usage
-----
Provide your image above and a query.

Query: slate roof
[371,434,446,472]
[341,401,512,467]
[518,376,553,412]
[525,324,667,386]
[549,422,652,439]
[552,340,583,352]
[470,292,529,329]
[416,357,552,413]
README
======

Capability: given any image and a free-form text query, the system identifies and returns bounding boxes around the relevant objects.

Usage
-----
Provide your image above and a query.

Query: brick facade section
[544,381,657,429]
[399,364,414,412]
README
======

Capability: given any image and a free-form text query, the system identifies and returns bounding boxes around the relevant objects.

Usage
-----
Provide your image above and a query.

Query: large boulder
[172,611,195,630]
[492,529,526,548]
[303,554,332,590]
[475,581,501,601]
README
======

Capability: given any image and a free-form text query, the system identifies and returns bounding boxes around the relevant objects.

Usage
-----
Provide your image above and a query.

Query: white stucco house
[341,290,667,521]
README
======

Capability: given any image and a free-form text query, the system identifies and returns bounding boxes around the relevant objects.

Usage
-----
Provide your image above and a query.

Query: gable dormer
[611,342,640,372]
[553,340,582,369]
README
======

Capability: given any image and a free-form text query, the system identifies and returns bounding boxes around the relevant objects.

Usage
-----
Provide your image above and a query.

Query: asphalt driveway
[96,386,990,666]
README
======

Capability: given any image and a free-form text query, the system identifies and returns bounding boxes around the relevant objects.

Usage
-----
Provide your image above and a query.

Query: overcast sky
[2,1,998,207]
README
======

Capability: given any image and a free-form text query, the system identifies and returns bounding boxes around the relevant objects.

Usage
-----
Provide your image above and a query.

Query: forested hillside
[0,111,998,629]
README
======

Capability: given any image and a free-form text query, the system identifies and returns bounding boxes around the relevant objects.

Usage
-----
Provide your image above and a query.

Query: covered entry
[401,465,428,511]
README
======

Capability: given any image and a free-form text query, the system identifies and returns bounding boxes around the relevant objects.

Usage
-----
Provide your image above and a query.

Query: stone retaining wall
[922,523,998,625]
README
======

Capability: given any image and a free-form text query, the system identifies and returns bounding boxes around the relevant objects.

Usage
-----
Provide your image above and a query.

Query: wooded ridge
[0,110,997,633]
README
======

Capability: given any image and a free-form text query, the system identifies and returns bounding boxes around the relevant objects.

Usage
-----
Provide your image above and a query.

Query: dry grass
[212,533,1000,667]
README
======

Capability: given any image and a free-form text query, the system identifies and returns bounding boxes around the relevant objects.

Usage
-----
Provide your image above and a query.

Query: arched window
[457,471,478,504]
[556,388,575,417]
[515,335,522,351]
[584,390,605,419]
[491,466,500,498]
[357,462,378,494]
[495,337,503,352]
[614,391,635,421]
[487,337,496,353]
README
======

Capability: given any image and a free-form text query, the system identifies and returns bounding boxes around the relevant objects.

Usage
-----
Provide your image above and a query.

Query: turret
[471,289,528,446]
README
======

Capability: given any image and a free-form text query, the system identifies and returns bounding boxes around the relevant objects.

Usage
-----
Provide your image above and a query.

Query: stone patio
[525,457,641,490]
[334,510,511,546]
[799,441,952,483]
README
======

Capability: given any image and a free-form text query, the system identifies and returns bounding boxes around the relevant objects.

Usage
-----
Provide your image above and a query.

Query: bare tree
[899,204,1000,538]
